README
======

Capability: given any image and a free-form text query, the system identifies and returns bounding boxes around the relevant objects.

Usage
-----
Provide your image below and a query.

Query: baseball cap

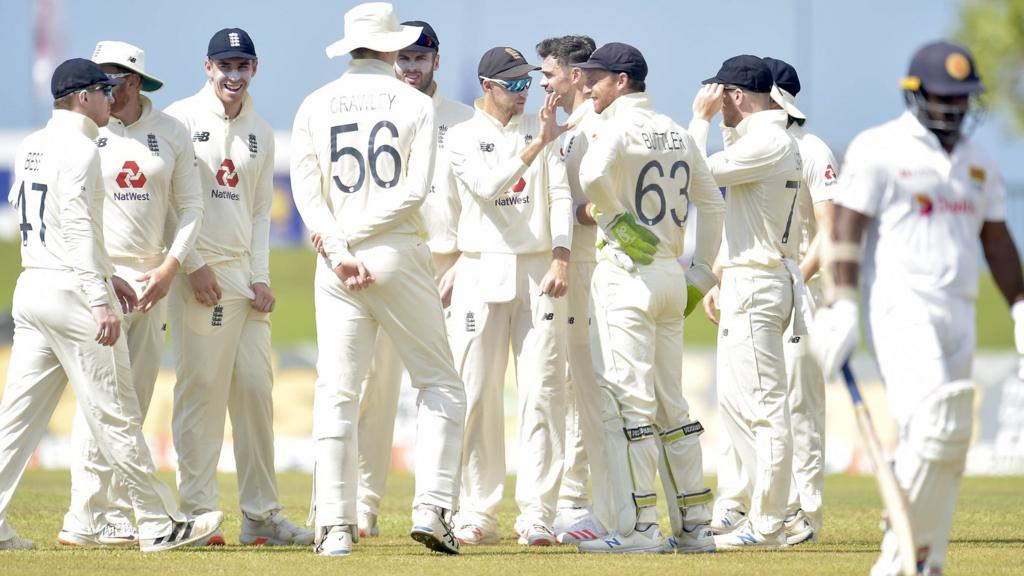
[208,28,257,60]
[762,57,805,121]
[577,42,648,82]
[901,40,983,96]
[478,46,539,79]
[703,55,773,93]
[92,41,164,92]
[51,58,124,100]
[401,20,439,52]
[325,3,421,58]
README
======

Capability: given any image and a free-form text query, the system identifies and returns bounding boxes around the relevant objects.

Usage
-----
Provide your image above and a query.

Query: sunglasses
[105,72,133,81]
[483,76,532,93]
[81,85,114,98]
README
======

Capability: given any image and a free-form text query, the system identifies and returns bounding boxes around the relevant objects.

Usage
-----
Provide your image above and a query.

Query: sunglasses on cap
[482,76,532,93]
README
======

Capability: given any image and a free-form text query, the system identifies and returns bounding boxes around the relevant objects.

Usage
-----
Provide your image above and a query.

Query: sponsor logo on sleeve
[823,163,837,185]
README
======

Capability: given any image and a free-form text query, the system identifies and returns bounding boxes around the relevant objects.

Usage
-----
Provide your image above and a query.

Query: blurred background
[0,0,1021,476]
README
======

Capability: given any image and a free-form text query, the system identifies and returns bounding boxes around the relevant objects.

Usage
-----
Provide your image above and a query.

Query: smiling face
[205,57,256,110]
[540,55,574,104]
[484,76,530,118]
[395,50,438,94]
[583,68,619,114]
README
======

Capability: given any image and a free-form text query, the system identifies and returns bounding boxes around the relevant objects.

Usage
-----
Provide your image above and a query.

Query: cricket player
[0,58,222,552]
[572,43,724,554]
[445,44,574,547]
[702,57,837,545]
[535,34,611,544]
[352,19,473,538]
[290,2,466,557]
[57,41,205,547]
[165,28,312,546]
[688,55,803,548]
[812,40,1024,576]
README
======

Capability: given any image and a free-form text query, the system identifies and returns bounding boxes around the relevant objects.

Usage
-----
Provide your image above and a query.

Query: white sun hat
[325,2,422,59]
[91,41,164,92]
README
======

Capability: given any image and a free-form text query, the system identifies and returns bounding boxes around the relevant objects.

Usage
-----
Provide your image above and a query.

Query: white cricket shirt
[421,87,473,255]
[789,123,838,262]
[836,111,1005,302]
[562,98,602,263]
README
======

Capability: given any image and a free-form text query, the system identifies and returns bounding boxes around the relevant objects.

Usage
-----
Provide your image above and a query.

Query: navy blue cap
[577,42,648,82]
[901,40,983,96]
[703,55,772,93]
[51,58,123,99]
[763,57,800,96]
[478,46,539,79]
[208,28,257,60]
[401,20,439,52]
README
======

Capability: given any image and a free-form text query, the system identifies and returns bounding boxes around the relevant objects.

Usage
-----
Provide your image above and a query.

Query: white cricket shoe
[453,523,500,545]
[241,510,314,546]
[517,524,557,546]
[784,509,815,546]
[58,521,137,547]
[713,522,784,550]
[578,524,670,554]
[0,535,35,550]
[139,511,225,552]
[358,510,379,538]
[672,522,716,553]
[553,507,606,544]
[315,525,355,556]
[409,505,459,555]
[710,508,747,535]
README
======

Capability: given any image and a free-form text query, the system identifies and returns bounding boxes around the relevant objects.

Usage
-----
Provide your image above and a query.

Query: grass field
[0,240,1018,349]
[1,471,1022,575]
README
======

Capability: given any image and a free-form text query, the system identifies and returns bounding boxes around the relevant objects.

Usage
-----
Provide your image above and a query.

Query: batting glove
[1013,301,1024,380]
[810,298,859,379]
[603,212,659,265]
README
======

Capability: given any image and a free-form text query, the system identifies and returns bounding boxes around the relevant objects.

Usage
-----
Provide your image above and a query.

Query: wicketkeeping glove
[603,212,659,265]
[809,298,859,379]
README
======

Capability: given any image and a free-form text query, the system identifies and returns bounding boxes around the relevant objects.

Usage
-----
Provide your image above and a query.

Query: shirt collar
[603,92,650,117]
[897,110,944,149]
[567,98,594,126]
[345,58,397,77]
[50,109,99,139]
[736,108,789,137]
[109,95,153,130]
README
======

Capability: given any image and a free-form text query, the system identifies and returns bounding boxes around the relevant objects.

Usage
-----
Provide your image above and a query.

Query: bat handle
[841,360,865,405]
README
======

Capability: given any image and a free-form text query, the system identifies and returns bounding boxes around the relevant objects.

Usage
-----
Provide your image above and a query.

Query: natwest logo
[115,160,147,189]
[216,159,239,187]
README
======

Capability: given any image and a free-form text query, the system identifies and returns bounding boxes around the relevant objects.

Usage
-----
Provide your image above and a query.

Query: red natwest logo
[115,160,147,189]
[216,159,239,187]
[824,163,836,181]
[512,177,526,193]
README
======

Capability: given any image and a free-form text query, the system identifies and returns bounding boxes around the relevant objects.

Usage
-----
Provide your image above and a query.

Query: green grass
[0,240,1017,348]
[1,471,1021,575]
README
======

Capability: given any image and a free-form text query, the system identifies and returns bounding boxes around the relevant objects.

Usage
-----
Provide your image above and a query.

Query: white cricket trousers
[312,237,465,529]
[450,251,567,532]
[64,257,168,534]
[590,259,711,536]
[714,277,825,532]
[0,270,183,540]
[867,293,975,576]
[558,260,613,530]
[169,260,280,520]
[715,264,794,538]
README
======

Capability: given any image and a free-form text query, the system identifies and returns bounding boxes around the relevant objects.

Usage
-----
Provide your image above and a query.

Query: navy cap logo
[229,32,241,47]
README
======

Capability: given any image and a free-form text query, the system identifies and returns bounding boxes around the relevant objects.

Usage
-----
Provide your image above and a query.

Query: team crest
[945,53,971,81]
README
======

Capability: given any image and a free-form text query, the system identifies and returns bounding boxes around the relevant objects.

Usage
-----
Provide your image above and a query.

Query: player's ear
[433,53,440,72]
[204,58,214,79]
[250,59,259,78]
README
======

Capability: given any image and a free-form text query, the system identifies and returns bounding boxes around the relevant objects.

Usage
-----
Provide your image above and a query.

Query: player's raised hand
[335,259,375,291]
[188,264,223,306]
[137,257,180,312]
[692,83,724,122]
[538,92,568,144]
[111,275,138,315]
[91,304,122,347]
[250,282,276,313]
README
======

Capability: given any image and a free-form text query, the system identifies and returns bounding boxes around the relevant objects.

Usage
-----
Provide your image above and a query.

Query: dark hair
[625,77,646,93]
[535,35,596,67]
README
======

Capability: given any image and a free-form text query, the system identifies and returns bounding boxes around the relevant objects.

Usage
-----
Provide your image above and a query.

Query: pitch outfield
[1,471,1021,575]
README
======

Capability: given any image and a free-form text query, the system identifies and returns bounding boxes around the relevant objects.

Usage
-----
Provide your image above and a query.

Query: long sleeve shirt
[99,95,203,263]
[9,110,113,307]
[562,99,602,263]
[421,87,473,255]
[290,58,436,264]
[447,99,572,255]
[165,83,274,285]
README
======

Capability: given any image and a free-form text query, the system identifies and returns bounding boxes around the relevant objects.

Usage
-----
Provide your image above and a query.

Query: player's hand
[91,304,122,347]
[250,282,276,313]
[334,259,374,290]
[605,213,659,265]
[683,283,705,319]
[438,265,457,308]
[538,92,568,145]
[111,275,138,315]
[539,248,570,298]
[1012,301,1024,379]
[702,285,721,325]
[136,257,179,313]
[188,265,222,306]
[810,298,859,379]
[310,232,326,257]
[692,84,724,122]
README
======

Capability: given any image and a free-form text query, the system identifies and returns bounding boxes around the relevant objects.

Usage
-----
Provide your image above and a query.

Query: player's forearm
[707,143,788,188]
[831,205,869,300]
[450,153,530,202]
[549,194,573,250]
[166,203,203,264]
[981,221,1024,306]
[687,117,711,157]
